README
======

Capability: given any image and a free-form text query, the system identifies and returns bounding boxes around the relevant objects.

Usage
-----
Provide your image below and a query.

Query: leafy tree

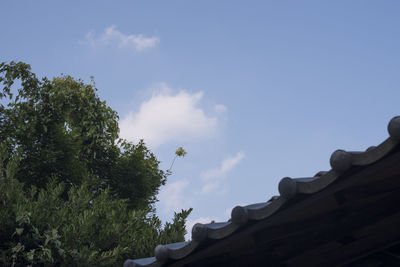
[0,61,165,209]
[0,61,192,265]
[0,146,191,266]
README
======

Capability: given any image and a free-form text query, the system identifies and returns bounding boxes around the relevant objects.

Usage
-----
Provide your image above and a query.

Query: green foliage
[175,147,187,158]
[0,62,192,265]
[0,61,166,209]
[168,147,188,174]
[0,147,191,266]
[111,140,167,210]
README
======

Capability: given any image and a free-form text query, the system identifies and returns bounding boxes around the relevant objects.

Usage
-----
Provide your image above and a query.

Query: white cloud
[202,152,245,180]
[201,152,245,193]
[82,25,159,51]
[158,179,190,213]
[119,84,218,148]
[201,182,220,193]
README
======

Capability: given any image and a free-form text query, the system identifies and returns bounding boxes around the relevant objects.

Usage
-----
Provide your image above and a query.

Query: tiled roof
[124,116,400,267]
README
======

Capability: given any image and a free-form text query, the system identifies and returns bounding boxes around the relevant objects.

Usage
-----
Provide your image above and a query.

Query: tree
[0,146,191,266]
[0,61,192,265]
[0,61,164,209]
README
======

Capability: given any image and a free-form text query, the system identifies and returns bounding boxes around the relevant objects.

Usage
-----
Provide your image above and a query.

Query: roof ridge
[124,116,400,267]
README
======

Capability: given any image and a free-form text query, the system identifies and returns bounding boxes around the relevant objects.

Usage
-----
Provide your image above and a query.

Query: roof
[124,116,400,267]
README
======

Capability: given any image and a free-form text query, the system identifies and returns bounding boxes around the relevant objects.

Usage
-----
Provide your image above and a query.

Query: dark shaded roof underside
[124,116,400,267]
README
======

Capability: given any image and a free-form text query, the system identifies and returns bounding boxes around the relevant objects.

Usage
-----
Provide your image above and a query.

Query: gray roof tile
[124,116,400,267]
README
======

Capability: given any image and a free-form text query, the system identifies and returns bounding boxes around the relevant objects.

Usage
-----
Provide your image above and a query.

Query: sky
[1,1,400,239]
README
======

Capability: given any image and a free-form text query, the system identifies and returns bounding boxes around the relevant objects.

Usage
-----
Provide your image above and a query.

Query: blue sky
[2,1,400,238]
